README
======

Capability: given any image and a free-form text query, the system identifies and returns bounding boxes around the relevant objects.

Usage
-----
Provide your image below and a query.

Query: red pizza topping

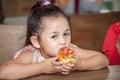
[58,47,76,64]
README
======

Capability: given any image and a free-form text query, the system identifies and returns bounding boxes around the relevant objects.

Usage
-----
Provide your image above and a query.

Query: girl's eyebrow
[65,29,70,32]
[49,28,70,34]
[49,31,58,34]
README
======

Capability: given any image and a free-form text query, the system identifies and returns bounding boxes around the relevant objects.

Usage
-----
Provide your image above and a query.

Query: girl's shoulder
[11,45,34,64]
[70,43,101,58]
[70,44,84,54]
[70,44,83,51]
[13,45,34,59]
[13,45,45,63]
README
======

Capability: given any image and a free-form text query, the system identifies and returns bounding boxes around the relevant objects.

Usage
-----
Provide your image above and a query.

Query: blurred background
[0,0,120,25]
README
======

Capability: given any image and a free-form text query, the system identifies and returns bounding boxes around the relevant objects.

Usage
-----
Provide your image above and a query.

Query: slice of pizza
[58,47,76,64]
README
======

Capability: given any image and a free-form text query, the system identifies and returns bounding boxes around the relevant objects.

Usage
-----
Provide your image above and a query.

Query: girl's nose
[59,37,66,45]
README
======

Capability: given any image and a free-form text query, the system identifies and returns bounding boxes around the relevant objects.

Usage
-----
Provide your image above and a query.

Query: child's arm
[0,50,63,79]
[71,45,109,71]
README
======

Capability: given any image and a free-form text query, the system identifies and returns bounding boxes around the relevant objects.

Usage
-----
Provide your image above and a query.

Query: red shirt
[102,22,120,65]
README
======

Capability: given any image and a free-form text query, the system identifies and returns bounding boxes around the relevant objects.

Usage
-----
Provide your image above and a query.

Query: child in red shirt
[103,22,120,65]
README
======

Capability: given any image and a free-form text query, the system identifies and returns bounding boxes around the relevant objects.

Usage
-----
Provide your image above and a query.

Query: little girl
[0,0,108,79]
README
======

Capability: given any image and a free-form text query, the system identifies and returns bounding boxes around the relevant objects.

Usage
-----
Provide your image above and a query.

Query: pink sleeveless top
[13,45,45,63]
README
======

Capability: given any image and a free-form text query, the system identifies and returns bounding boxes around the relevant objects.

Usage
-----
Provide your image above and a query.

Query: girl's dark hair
[25,0,70,46]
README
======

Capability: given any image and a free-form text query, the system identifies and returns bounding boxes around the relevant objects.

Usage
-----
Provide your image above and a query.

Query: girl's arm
[71,45,109,71]
[0,60,46,79]
[0,50,62,79]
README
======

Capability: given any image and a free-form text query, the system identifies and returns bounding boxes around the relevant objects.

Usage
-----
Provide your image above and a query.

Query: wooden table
[24,65,120,80]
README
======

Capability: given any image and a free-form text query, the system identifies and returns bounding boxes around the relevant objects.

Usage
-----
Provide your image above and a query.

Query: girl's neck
[39,49,51,59]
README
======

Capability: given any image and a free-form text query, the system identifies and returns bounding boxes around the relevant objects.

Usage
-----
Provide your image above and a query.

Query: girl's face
[39,16,71,58]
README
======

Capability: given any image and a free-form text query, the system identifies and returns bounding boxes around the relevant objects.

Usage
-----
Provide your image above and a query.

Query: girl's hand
[61,63,75,75]
[43,57,63,74]
[70,44,82,70]
[73,56,82,70]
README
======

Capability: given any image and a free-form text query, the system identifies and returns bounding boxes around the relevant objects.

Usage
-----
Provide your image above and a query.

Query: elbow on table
[0,68,8,79]
[90,54,109,70]
[96,55,109,70]
[0,71,19,80]
[0,66,18,80]
[0,68,10,79]
[103,54,109,66]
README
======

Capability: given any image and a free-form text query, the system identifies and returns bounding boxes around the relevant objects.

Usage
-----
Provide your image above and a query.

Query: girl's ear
[30,36,40,48]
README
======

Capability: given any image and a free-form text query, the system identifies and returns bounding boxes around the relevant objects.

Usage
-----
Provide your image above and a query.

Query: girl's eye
[64,32,70,36]
[51,35,58,39]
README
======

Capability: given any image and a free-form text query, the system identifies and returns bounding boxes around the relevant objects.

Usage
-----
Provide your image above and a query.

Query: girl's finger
[67,63,75,67]
[61,71,70,75]
[62,64,72,70]
[51,57,63,66]
[62,63,75,70]
[54,66,62,72]
[61,67,70,72]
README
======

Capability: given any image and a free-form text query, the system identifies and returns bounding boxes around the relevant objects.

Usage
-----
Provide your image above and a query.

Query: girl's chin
[50,54,58,58]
